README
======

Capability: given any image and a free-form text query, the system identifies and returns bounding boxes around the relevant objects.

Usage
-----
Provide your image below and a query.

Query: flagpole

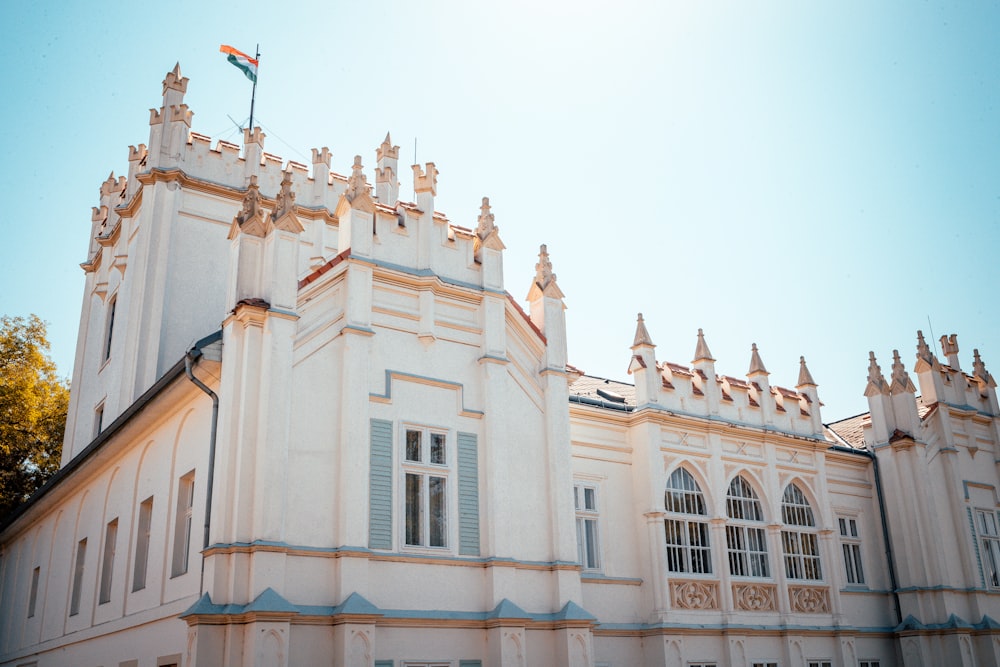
[248,44,260,131]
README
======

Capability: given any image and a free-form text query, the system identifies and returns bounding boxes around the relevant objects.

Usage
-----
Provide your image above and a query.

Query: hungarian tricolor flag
[220,45,258,83]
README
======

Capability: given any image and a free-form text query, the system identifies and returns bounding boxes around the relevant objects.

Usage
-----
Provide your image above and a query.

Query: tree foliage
[0,315,69,519]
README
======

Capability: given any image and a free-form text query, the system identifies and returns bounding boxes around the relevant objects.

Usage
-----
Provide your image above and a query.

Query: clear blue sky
[1,1,997,421]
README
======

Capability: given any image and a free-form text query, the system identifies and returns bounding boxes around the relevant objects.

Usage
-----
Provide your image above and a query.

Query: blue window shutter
[374,661,394,667]
[459,661,482,667]
[369,419,393,550]
[457,431,480,556]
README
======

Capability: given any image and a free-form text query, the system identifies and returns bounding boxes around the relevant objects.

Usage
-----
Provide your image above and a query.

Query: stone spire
[632,313,654,348]
[271,170,304,233]
[229,175,268,238]
[474,197,505,262]
[528,244,565,300]
[913,330,946,404]
[692,328,714,363]
[864,352,889,397]
[889,349,917,394]
[915,330,936,367]
[941,333,961,370]
[345,155,370,203]
[748,343,768,377]
[797,356,817,387]
[973,349,995,386]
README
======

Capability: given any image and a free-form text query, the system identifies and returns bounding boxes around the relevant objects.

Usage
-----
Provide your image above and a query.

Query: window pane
[133,497,153,591]
[584,487,596,511]
[406,430,422,462]
[405,473,422,545]
[429,476,446,547]
[430,433,446,464]
[584,518,599,568]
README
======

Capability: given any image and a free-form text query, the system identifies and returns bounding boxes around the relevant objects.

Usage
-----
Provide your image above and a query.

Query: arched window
[725,476,769,577]
[781,483,822,580]
[664,468,712,574]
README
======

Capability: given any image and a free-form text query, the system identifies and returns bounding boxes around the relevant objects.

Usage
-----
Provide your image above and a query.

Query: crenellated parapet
[625,321,823,436]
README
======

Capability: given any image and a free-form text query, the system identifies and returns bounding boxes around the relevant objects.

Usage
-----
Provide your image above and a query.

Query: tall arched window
[664,468,712,574]
[726,476,769,577]
[781,483,822,580]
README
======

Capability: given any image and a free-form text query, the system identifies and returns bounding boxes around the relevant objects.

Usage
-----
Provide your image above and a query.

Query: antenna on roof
[413,137,418,201]
[927,315,936,353]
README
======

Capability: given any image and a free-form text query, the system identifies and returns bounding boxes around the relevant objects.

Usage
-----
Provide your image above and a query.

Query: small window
[575,483,601,570]
[403,427,448,548]
[751,663,779,667]
[808,662,832,667]
[133,496,153,591]
[859,661,881,667]
[103,296,117,362]
[976,509,1000,588]
[171,471,196,577]
[27,567,40,618]
[689,663,719,667]
[99,519,118,604]
[69,538,87,616]
[665,468,712,574]
[94,403,105,439]
[839,516,865,585]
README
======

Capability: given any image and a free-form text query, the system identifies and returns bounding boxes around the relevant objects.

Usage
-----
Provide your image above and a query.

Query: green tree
[0,315,69,519]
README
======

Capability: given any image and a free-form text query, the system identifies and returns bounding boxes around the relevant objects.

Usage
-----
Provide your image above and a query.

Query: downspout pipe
[185,338,220,596]
[828,439,902,626]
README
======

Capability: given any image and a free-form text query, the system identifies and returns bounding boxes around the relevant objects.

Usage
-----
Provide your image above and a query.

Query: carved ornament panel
[788,585,830,613]
[732,583,777,611]
[670,580,719,610]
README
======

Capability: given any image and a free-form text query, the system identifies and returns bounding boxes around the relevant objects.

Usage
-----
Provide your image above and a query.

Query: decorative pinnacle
[973,349,993,385]
[748,343,768,376]
[237,175,264,224]
[797,356,817,387]
[377,132,399,161]
[272,170,296,221]
[345,155,368,202]
[864,351,889,396]
[693,328,714,363]
[535,244,555,287]
[476,197,496,239]
[890,349,916,394]
[940,333,960,357]
[163,62,188,95]
[632,313,654,348]
[916,330,935,362]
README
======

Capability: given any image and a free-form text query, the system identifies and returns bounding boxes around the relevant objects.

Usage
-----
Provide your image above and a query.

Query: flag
[220,45,258,83]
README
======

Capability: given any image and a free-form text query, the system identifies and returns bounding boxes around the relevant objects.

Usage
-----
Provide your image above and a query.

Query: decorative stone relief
[788,585,830,613]
[732,583,777,611]
[670,580,720,610]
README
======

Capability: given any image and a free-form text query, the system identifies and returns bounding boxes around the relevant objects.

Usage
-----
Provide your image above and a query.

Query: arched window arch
[781,483,822,580]
[725,475,770,578]
[664,468,712,574]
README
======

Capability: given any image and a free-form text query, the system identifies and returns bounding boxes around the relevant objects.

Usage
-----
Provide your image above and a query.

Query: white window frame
[27,566,40,618]
[781,484,822,581]
[838,515,866,585]
[102,294,117,363]
[401,425,451,551]
[574,483,601,571]
[664,468,712,575]
[807,661,832,667]
[859,660,881,667]
[976,508,1000,588]
[171,471,195,577]
[69,538,87,616]
[726,476,770,578]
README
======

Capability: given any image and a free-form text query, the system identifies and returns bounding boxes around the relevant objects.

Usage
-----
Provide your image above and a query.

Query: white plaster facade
[1,65,999,667]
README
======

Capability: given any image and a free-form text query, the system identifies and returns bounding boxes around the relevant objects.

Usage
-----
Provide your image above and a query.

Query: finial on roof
[941,333,959,357]
[477,197,496,239]
[693,328,714,363]
[748,343,768,376]
[890,349,916,394]
[272,170,296,220]
[797,356,816,387]
[632,313,654,348]
[345,155,368,202]
[162,62,189,95]
[231,175,268,237]
[864,351,889,397]
[529,244,565,299]
[972,349,995,386]
[916,330,935,362]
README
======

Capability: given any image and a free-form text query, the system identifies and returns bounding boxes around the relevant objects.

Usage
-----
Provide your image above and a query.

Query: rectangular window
[807,662,832,667]
[839,516,866,585]
[27,567,40,617]
[403,427,448,549]
[574,484,601,570]
[727,525,769,578]
[69,538,87,616]
[99,519,118,604]
[171,471,195,577]
[103,296,116,362]
[133,496,153,591]
[859,661,881,667]
[977,509,1000,588]
[751,663,778,667]
[689,664,719,667]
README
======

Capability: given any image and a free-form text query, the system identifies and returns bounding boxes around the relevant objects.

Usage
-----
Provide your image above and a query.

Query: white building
[1,65,999,667]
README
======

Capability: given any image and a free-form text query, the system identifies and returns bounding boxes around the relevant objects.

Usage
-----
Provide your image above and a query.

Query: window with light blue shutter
[459,661,483,667]
[369,419,393,550]
[457,431,480,556]
[374,661,394,667]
